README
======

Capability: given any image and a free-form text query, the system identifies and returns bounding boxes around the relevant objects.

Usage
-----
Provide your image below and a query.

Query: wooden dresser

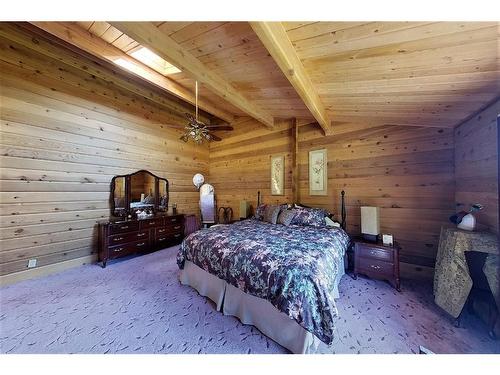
[98,214,185,267]
[353,238,401,291]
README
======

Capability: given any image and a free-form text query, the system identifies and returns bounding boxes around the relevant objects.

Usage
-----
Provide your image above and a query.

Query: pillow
[290,207,327,227]
[277,209,297,226]
[325,216,341,228]
[263,205,281,224]
[254,204,267,220]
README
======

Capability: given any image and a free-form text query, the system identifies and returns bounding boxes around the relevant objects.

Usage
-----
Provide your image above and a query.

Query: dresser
[98,214,185,267]
[353,238,401,291]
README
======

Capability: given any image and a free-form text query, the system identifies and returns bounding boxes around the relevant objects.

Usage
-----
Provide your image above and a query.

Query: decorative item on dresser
[99,169,185,267]
[353,238,401,292]
[98,215,185,268]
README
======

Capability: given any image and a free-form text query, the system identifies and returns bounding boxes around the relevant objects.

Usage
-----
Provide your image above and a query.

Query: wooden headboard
[256,190,347,230]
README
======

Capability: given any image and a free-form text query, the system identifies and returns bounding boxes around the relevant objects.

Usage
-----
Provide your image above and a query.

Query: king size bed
[176,195,350,354]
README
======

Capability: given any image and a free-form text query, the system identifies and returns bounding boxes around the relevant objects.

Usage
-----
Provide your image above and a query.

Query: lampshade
[361,206,380,241]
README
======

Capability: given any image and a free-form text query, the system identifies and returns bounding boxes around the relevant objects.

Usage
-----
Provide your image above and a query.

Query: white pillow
[325,216,340,228]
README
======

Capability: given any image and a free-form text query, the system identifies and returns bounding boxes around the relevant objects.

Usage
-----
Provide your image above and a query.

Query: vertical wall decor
[309,149,327,196]
[271,155,285,195]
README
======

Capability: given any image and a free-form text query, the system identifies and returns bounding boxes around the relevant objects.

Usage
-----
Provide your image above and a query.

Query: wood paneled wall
[210,119,456,279]
[209,117,294,217]
[454,99,499,234]
[0,23,208,282]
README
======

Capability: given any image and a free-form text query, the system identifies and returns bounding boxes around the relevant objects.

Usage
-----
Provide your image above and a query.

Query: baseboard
[0,255,97,287]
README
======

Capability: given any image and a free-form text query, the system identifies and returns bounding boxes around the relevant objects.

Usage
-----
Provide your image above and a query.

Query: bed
[176,196,350,353]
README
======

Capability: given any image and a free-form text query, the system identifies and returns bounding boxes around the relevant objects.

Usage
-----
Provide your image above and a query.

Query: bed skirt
[179,261,344,354]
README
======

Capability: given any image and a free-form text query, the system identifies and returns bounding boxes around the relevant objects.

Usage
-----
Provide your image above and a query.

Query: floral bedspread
[177,219,351,345]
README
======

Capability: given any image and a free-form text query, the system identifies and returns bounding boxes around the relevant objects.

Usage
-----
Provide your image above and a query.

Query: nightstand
[353,238,401,291]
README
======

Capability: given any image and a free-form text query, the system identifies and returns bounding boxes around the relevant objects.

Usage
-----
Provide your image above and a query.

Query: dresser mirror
[110,170,169,217]
[113,176,127,216]
[130,170,156,212]
[158,179,168,212]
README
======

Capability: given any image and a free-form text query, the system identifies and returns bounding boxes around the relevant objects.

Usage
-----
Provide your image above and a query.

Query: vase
[457,213,476,231]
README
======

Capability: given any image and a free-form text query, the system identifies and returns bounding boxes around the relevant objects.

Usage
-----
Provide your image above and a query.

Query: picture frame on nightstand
[382,233,394,246]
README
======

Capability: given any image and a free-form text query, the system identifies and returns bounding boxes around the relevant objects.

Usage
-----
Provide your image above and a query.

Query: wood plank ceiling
[35,21,500,131]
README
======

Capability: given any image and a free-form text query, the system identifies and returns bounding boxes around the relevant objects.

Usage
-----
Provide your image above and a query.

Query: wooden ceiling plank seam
[250,22,332,135]
[28,22,235,124]
[109,21,275,129]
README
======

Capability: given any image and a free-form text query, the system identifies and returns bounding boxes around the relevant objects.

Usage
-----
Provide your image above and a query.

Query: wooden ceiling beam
[109,22,275,129]
[30,22,235,124]
[250,22,332,135]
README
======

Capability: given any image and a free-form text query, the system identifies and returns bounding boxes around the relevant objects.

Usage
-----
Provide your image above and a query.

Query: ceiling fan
[177,81,233,144]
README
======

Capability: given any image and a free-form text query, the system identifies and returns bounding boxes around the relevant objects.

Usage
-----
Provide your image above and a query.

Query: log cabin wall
[209,117,295,217]
[454,99,499,234]
[210,119,456,279]
[0,23,208,283]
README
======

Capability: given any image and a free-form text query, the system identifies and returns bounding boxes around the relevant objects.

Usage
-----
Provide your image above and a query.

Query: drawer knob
[149,222,155,225]
[159,237,166,241]
[174,225,181,230]
[370,264,381,270]
[137,242,146,247]
[114,237,124,241]
[120,225,128,230]
[171,219,177,222]
[370,250,378,256]
[113,247,123,252]
[137,233,146,237]
[174,234,181,238]
[159,229,165,233]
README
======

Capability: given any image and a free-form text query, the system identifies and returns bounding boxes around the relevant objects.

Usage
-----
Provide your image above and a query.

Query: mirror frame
[110,169,169,218]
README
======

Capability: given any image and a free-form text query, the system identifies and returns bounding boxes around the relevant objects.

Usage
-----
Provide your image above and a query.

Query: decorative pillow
[325,216,340,228]
[277,208,297,226]
[290,207,327,227]
[263,205,281,224]
[254,204,267,220]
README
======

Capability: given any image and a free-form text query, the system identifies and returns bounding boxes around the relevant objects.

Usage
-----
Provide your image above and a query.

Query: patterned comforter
[177,219,351,344]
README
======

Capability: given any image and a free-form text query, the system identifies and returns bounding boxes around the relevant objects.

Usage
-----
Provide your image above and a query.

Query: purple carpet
[1,246,498,354]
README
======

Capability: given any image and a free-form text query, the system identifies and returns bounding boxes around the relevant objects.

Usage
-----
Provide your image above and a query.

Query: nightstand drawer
[357,244,393,262]
[357,257,393,275]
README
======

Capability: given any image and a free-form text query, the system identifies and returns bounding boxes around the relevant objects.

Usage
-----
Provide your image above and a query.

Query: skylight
[129,47,181,76]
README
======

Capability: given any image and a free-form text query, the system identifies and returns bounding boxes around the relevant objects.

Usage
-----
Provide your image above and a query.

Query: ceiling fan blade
[205,125,234,131]
[168,124,189,129]
[179,134,189,143]
[209,133,222,142]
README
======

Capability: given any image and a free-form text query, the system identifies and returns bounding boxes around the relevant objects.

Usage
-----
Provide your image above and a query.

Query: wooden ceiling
[32,21,499,133]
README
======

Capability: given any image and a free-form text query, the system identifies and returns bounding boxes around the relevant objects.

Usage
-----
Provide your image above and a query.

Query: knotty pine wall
[454,99,499,234]
[0,23,208,282]
[210,119,456,279]
[209,117,295,213]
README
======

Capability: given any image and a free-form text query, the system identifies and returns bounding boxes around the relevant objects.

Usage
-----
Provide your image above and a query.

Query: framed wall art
[309,149,327,196]
[270,155,285,196]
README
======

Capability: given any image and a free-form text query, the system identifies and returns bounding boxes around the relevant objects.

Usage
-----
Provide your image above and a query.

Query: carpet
[1,246,498,354]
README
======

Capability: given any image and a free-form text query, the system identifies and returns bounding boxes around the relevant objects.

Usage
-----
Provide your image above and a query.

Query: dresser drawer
[109,230,149,245]
[158,224,183,234]
[156,232,183,247]
[165,215,183,225]
[108,239,149,259]
[356,243,393,262]
[140,218,162,229]
[109,221,139,234]
[357,257,394,275]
